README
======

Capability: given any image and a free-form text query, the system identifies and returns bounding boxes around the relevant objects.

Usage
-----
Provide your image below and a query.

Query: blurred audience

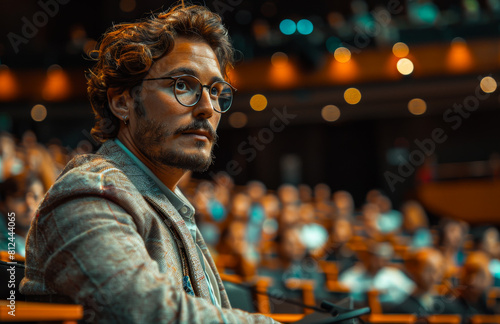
[387,247,454,315]
[1,130,499,321]
[447,251,498,321]
[339,239,415,304]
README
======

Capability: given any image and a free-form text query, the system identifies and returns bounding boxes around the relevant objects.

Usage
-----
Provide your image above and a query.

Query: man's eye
[176,81,188,91]
[210,87,220,96]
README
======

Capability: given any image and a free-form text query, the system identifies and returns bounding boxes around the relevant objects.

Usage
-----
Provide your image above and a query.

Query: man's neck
[116,133,185,191]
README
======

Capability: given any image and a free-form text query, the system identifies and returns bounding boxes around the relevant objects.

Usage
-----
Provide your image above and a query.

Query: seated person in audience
[217,220,257,281]
[212,171,234,210]
[358,203,382,239]
[332,190,356,220]
[0,132,24,182]
[313,183,337,227]
[373,195,402,234]
[339,239,415,305]
[437,218,469,284]
[314,218,357,274]
[447,251,497,321]
[298,203,328,254]
[387,247,454,315]
[400,200,433,249]
[297,184,313,204]
[246,180,267,246]
[277,183,300,207]
[472,225,500,286]
[0,172,44,256]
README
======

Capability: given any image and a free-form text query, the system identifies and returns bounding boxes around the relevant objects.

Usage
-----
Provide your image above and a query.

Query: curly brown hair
[87,4,235,143]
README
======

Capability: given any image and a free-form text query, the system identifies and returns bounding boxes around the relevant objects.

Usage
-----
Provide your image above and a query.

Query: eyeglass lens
[174,75,233,112]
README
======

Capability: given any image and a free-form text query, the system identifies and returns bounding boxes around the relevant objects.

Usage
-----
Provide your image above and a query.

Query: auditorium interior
[1,0,500,323]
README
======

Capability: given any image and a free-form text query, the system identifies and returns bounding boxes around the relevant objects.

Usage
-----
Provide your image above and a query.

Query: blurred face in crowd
[247,181,266,202]
[402,201,428,233]
[408,249,444,293]
[333,190,354,218]
[314,183,331,202]
[281,227,306,262]
[230,193,251,220]
[443,221,465,250]
[226,221,247,256]
[461,252,492,297]
[332,218,353,244]
[280,204,299,227]
[278,184,298,205]
[261,194,280,219]
[481,227,499,257]
[24,178,44,225]
[299,203,315,223]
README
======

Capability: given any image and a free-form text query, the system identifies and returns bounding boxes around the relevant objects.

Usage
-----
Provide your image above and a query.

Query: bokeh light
[408,98,427,115]
[392,42,409,58]
[43,65,71,101]
[480,76,497,93]
[397,58,414,75]
[0,65,19,101]
[321,105,341,122]
[271,52,288,67]
[31,104,47,122]
[250,94,268,111]
[297,19,313,35]
[279,19,296,35]
[334,47,351,63]
[344,88,361,105]
[446,37,473,73]
[228,112,248,128]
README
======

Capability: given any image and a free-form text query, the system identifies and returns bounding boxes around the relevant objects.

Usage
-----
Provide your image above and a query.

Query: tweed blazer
[20,140,274,323]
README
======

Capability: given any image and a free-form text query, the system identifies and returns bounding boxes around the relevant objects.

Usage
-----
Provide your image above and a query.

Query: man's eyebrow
[155,67,225,84]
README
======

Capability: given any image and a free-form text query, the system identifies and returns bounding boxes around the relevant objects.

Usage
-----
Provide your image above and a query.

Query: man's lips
[180,129,213,141]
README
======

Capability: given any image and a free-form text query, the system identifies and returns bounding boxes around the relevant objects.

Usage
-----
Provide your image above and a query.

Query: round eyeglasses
[143,74,237,113]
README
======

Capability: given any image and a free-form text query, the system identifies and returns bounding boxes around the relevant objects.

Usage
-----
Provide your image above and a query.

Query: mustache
[174,119,218,142]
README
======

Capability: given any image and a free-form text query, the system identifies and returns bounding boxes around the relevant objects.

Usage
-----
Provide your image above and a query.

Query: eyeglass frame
[142,74,237,113]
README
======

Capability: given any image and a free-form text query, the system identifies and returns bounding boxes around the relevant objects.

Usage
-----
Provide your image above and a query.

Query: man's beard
[133,109,218,173]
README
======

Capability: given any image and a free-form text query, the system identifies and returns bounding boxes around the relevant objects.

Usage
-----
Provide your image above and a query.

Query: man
[20,5,275,323]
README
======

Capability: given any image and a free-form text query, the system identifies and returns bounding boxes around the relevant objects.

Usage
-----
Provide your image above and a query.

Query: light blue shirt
[114,139,220,307]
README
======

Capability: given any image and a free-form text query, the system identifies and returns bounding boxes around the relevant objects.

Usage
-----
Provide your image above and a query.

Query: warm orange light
[408,98,427,115]
[328,57,359,83]
[228,112,248,128]
[334,47,351,63]
[446,38,473,73]
[0,65,19,101]
[31,104,48,122]
[250,94,268,111]
[269,59,298,88]
[344,88,361,105]
[321,105,341,122]
[42,65,71,101]
[480,76,497,93]
[271,52,288,67]
[392,42,409,58]
[226,68,239,90]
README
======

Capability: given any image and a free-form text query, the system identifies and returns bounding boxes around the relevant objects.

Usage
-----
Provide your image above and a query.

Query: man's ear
[107,87,134,122]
